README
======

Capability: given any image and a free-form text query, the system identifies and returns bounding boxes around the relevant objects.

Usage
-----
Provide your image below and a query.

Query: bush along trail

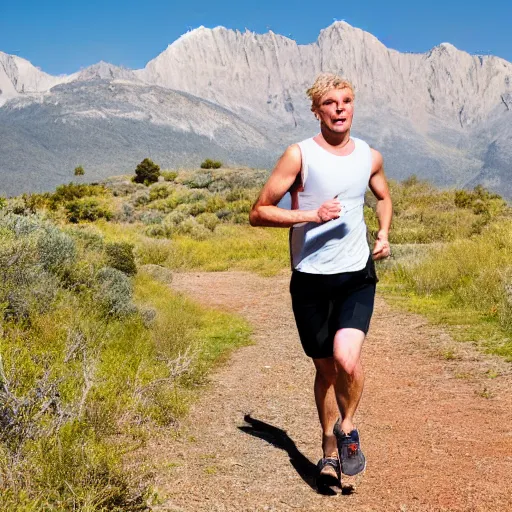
[0,212,251,511]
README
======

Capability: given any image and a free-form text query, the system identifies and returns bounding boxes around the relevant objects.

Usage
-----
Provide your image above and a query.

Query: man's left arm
[369,149,392,260]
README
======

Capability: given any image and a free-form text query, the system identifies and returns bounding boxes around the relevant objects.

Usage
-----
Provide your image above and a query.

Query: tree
[74,165,85,177]
[134,158,160,185]
[200,158,222,169]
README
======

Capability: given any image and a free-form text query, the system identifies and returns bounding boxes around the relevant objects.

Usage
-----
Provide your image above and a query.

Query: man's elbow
[249,207,260,227]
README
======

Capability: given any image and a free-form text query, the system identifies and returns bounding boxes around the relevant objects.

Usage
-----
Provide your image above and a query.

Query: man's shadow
[238,414,354,496]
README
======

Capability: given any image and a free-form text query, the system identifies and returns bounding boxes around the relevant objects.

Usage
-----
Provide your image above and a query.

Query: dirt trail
[147,271,512,512]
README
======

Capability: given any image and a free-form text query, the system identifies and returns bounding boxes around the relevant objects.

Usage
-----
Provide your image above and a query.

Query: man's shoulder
[351,136,371,149]
[370,148,383,173]
[352,137,382,162]
[294,137,314,148]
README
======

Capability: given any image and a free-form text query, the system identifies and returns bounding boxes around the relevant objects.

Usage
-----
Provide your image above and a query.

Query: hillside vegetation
[0,175,253,510]
[1,164,511,509]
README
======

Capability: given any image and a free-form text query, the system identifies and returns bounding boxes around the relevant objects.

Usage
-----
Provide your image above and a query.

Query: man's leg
[312,357,338,457]
[332,328,365,434]
[313,357,343,487]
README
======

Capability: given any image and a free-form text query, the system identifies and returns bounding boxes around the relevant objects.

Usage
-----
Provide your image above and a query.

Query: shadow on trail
[239,414,352,496]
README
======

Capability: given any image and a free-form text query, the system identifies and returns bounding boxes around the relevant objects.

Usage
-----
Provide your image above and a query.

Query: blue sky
[1,0,511,75]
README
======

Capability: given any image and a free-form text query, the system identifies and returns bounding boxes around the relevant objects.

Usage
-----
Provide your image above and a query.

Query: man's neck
[319,126,351,149]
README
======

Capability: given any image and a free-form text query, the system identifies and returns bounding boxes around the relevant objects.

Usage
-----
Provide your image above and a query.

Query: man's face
[314,87,354,134]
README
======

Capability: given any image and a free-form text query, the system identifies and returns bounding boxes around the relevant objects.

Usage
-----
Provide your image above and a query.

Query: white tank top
[290,136,372,274]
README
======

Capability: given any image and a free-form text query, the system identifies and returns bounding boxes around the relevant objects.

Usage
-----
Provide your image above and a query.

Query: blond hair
[306,73,355,112]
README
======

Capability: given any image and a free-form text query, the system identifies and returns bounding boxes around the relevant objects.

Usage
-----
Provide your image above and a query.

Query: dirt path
[147,271,512,512]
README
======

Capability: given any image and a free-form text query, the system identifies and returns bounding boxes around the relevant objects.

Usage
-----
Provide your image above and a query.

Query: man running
[249,73,392,489]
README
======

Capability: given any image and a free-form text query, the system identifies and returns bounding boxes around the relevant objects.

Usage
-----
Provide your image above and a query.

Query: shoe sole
[341,454,366,476]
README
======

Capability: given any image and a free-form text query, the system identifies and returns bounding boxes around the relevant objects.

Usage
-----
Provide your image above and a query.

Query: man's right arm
[249,144,341,228]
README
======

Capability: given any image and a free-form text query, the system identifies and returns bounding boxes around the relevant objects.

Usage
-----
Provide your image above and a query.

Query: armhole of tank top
[366,141,373,177]
[297,140,308,187]
[355,138,373,178]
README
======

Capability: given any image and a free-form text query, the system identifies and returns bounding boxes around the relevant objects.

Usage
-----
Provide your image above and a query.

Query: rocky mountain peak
[0,52,69,105]
[72,61,140,83]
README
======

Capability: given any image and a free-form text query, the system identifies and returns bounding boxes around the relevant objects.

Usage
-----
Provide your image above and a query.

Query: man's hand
[316,199,342,222]
[372,230,391,260]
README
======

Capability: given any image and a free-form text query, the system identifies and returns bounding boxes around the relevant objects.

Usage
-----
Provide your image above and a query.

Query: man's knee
[314,357,337,385]
[333,329,365,376]
[334,354,361,377]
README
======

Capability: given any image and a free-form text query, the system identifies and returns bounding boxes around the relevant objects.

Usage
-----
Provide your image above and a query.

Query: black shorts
[290,256,377,359]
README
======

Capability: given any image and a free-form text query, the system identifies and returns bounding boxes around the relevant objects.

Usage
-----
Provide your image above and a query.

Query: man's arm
[249,144,341,228]
[369,149,392,260]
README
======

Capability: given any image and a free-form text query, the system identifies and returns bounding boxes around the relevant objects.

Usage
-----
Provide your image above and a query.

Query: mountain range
[0,22,511,198]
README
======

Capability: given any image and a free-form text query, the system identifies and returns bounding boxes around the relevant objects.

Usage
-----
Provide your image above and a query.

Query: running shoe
[334,421,366,476]
[316,456,341,490]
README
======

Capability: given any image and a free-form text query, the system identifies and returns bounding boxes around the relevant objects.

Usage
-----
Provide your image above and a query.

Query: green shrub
[131,189,151,206]
[189,200,208,216]
[225,188,256,202]
[145,198,172,212]
[196,212,220,231]
[207,178,229,193]
[0,216,66,320]
[232,213,249,224]
[149,184,172,202]
[176,217,211,240]
[454,189,473,209]
[205,195,227,213]
[5,197,28,215]
[66,226,105,251]
[65,198,113,223]
[3,268,59,320]
[219,169,268,189]
[188,190,209,203]
[21,192,52,212]
[455,185,505,215]
[105,242,137,276]
[161,170,178,182]
[50,183,106,206]
[138,211,164,225]
[133,158,160,185]
[200,159,222,169]
[165,209,188,227]
[145,224,173,238]
[74,165,85,177]
[146,189,207,213]
[115,202,136,223]
[94,267,137,317]
[135,239,172,265]
[226,199,252,214]
[37,226,76,274]
[173,203,193,216]
[108,180,141,197]
[185,171,214,188]
[1,212,43,235]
